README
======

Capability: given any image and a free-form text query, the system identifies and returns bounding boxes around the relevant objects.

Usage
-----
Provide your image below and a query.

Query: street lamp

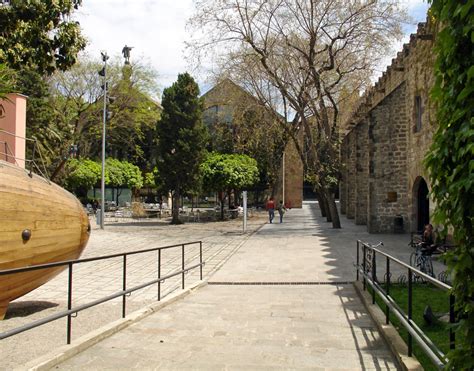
[99,51,109,229]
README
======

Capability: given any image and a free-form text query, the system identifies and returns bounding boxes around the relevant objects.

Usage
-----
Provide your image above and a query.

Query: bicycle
[409,242,435,278]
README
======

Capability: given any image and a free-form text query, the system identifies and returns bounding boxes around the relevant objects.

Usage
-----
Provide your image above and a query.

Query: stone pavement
[54,202,441,370]
[0,214,267,369]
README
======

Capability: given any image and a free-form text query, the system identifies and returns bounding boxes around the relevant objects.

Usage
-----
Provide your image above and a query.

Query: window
[414,95,423,132]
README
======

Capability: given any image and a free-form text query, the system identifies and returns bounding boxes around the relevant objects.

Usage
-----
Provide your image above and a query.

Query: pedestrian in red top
[266,197,275,223]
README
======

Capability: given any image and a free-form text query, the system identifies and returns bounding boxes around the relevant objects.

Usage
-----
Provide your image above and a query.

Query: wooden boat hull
[0,160,90,319]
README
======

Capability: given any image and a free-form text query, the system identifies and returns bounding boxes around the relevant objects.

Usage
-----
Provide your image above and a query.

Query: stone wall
[340,19,438,233]
[354,120,369,225]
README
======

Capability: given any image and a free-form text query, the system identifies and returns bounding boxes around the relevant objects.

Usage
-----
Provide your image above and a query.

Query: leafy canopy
[0,0,86,74]
[201,152,259,193]
[64,158,101,193]
[64,158,144,195]
[424,0,474,368]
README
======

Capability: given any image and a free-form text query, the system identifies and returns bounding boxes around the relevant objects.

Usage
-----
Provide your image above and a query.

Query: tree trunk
[221,193,225,220]
[171,190,181,224]
[323,189,341,228]
[324,195,332,223]
[116,188,122,205]
[315,188,327,218]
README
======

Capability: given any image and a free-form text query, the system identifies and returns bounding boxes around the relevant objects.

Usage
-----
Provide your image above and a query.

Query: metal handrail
[356,240,454,369]
[0,240,204,344]
[0,129,50,179]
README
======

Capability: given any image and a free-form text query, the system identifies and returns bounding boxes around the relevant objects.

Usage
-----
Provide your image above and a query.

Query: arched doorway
[413,177,429,232]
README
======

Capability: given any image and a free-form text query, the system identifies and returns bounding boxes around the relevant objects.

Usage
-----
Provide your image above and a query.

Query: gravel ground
[0,212,267,370]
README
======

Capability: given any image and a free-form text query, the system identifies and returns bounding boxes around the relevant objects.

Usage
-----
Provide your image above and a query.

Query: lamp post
[99,51,109,229]
[282,150,285,205]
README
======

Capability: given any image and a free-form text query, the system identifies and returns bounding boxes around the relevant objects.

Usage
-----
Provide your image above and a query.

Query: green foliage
[201,152,259,193]
[17,69,62,171]
[156,73,208,223]
[105,158,143,190]
[0,0,86,75]
[64,158,101,195]
[64,158,143,198]
[76,60,161,168]
[425,1,474,368]
[0,63,16,98]
[156,73,208,193]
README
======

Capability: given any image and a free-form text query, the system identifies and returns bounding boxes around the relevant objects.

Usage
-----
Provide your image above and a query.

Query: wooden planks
[0,160,90,319]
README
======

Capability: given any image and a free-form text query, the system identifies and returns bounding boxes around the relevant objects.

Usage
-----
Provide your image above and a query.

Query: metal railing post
[449,294,455,350]
[29,143,36,177]
[372,249,376,304]
[182,244,185,289]
[67,262,73,344]
[158,249,161,301]
[386,257,390,325]
[122,255,127,318]
[362,244,367,291]
[356,241,360,281]
[408,268,413,357]
[199,242,203,280]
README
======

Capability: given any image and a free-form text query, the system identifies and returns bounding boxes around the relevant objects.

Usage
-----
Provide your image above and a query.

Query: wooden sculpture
[0,160,90,319]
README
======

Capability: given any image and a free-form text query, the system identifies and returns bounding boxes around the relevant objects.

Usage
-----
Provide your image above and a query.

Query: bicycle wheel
[410,252,417,268]
[426,257,434,277]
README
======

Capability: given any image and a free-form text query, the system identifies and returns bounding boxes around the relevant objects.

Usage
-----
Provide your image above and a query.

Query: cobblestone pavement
[55,202,438,370]
[0,214,267,369]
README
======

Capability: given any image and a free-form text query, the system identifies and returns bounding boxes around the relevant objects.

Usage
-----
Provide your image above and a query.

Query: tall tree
[188,0,406,228]
[157,73,208,224]
[0,63,16,98]
[47,57,161,181]
[425,0,474,368]
[0,0,86,75]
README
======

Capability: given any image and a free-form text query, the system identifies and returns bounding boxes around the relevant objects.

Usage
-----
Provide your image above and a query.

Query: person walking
[277,200,287,223]
[266,197,275,223]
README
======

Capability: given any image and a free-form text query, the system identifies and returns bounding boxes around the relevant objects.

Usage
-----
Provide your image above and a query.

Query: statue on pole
[122,45,133,64]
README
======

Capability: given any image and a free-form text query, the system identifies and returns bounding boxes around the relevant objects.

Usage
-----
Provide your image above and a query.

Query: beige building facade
[202,79,303,207]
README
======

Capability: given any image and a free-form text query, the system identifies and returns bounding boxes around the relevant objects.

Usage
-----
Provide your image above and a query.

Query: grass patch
[368,282,452,371]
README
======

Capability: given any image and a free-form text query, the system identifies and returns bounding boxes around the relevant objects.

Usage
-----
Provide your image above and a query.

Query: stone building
[202,79,303,207]
[340,20,437,233]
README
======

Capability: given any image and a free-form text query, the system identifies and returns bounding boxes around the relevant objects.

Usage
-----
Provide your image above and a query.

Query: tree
[201,152,259,220]
[64,158,101,199]
[0,0,86,75]
[425,1,474,368]
[105,158,143,204]
[74,59,161,169]
[156,73,208,224]
[188,0,406,228]
[203,78,287,193]
[17,69,62,173]
[0,63,16,98]
[46,56,161,181]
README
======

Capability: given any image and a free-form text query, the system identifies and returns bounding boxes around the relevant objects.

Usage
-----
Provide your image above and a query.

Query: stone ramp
[53,203,401,370]
[56,284,398,370]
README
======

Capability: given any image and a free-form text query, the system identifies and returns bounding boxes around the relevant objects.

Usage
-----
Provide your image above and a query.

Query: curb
[353,281,423,371]
[22,280,207,371]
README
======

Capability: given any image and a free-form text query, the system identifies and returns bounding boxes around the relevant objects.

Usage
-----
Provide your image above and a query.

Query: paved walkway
[0,215,267,369]
[54,203,422,370]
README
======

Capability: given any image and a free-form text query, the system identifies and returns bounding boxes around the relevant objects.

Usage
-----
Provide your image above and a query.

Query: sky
[75,0,430,93]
